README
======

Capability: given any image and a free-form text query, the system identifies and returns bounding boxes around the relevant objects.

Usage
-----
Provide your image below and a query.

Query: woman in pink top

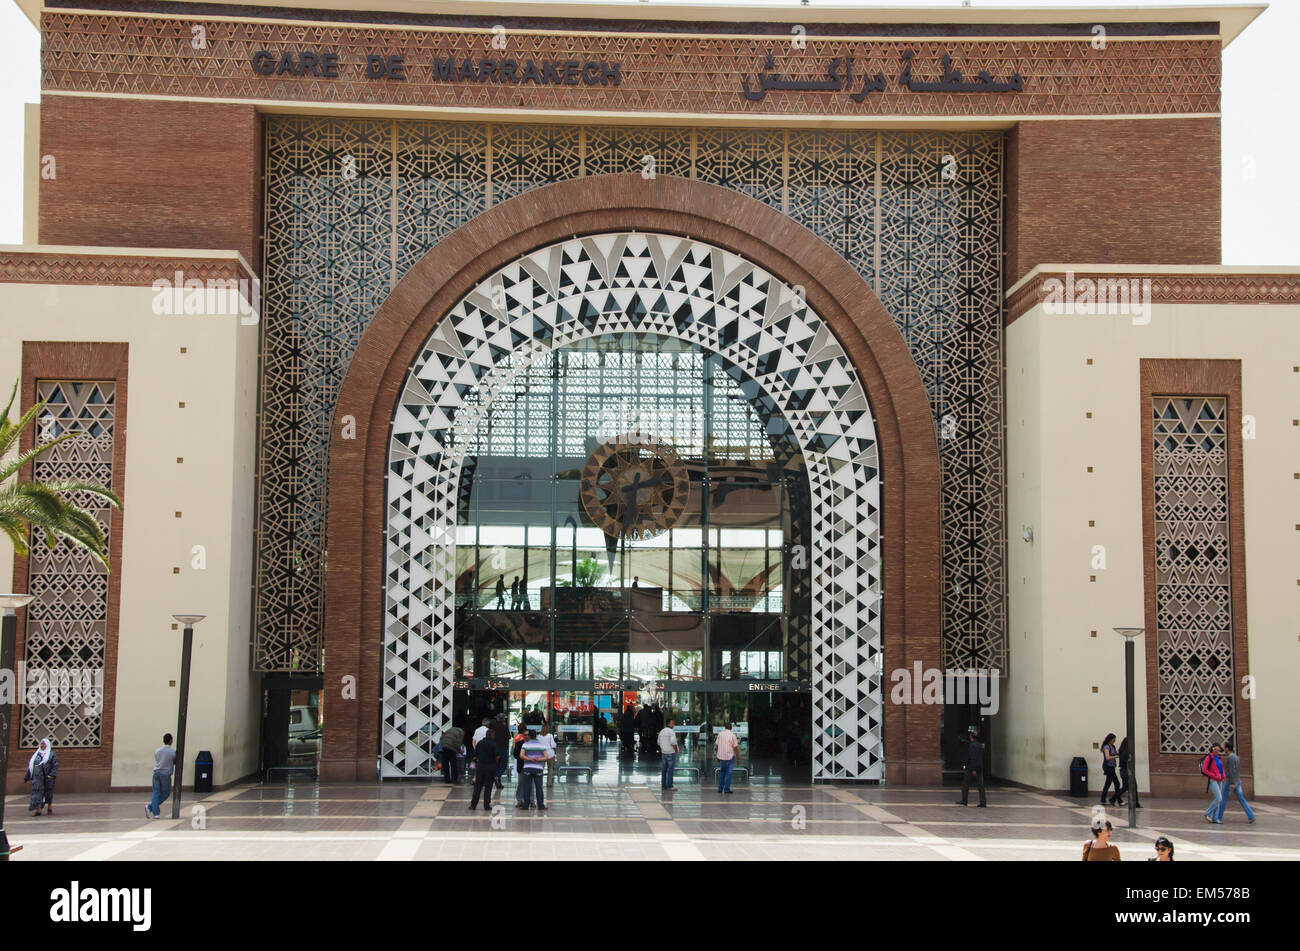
[715,724,739,794]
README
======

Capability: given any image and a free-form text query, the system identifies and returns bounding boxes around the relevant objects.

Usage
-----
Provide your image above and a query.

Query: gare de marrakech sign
[250,47,1021,98]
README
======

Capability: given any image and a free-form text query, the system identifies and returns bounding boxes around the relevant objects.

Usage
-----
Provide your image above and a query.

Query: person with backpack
[1201,743,1225,823]
[1099,733,1123,806]
[1214,741,1254,824]
[1117,735,1142,809]
[439,723,465,785]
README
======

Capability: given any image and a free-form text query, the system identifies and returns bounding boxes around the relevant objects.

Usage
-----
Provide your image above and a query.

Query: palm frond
[34,479,122,510]
[0,378,121,568]
[0,431,81,486]
[0,394,51,461]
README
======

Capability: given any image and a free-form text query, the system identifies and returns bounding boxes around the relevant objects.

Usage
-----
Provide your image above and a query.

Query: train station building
[2,1,1297,799]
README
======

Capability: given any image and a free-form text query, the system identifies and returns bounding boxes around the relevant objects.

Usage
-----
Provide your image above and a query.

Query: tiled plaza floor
[6,780,1298,861]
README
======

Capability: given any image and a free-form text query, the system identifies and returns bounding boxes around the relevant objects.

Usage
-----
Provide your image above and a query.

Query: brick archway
[323,174,942,784]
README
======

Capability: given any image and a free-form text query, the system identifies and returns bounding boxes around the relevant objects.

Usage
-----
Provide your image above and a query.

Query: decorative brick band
[42,11,1220,117]
[1006,272,1300,324]
[0,251,252,288]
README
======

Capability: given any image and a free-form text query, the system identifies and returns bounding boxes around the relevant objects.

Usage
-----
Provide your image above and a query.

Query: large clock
[580,434,690,541]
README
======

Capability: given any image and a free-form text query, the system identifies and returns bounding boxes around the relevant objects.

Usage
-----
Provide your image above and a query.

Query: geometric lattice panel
[384,233,882,780]
[258,120,1004,685]
[20,381,114,747]
[1152,396,1235,754]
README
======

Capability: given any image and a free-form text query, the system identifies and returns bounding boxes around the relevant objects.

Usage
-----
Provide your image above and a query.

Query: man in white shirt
[715,723,740,794]
[658,719,679,790]
[541,724,557,786]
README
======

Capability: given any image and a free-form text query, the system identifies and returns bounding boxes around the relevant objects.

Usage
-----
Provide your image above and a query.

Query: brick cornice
[42,11,1220,118]
[0,249,253,287]
[1006,271,1300,324]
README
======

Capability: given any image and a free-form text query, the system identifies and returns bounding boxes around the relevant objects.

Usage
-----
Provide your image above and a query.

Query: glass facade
[450,332,809,688]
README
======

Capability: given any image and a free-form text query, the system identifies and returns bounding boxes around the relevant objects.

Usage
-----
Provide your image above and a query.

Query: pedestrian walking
[510,576,521,610]
[658,719,679,790]
[439,723,465,784]
[145,733,176,819]
[494,576,506,609]
[469,731,499,810]
[472,717,491,750]
[715,722,739,793]
[517,728,548,810]
[491,715,511,790]
[1201,743,1225,823]
[955,727,987,807]
[1100,732,1123,806]
[1082,819,1121,861]
[25,737,58,817]
[1149,836,1175,861]
[1117,736,1142,809]
[1215,741,1254,824]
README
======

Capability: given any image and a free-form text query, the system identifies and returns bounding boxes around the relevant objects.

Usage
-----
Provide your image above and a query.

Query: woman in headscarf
[26,737,59,816]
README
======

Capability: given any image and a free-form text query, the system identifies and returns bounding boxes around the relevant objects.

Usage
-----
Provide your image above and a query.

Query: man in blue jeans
[145,733,176,819]
[658,718,679,790]
[516,729,548,811]
[716,722,739,793]
[1215,741,1256,823]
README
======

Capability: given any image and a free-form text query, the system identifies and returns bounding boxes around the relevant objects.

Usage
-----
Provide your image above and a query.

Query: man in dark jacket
[469,734,499,810]
[439,724,465,784]
[491,715,511,790]
[620,705,637,758]
[955,728,987,807]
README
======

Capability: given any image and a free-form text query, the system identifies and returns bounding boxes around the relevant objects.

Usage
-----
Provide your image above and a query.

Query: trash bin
[194,751,214,793]
[1069,756,1089,797]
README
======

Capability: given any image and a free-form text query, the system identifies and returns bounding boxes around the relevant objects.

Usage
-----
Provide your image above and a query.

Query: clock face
[580,434,690,541]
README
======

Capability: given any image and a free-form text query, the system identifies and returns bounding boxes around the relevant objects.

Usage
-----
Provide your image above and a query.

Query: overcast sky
[0,0,1294,264]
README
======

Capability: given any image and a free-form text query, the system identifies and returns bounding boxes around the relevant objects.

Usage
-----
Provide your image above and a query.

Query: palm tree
[0,380,122,568]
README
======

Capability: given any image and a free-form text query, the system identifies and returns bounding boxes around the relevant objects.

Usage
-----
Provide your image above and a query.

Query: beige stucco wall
[1002,288,1300,797]
[0,269,260,787]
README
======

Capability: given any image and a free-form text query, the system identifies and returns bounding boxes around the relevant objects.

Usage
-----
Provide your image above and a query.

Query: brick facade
[38,96,262,269]
[1004,119,1221,288]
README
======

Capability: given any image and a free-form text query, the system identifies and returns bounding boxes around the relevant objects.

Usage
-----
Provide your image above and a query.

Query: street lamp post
[170,615,205,820]
[1114,627,1144,831]
[0,593,36,861]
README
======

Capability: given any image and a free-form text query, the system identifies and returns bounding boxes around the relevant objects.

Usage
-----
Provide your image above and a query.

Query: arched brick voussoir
[322,173,942,784]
